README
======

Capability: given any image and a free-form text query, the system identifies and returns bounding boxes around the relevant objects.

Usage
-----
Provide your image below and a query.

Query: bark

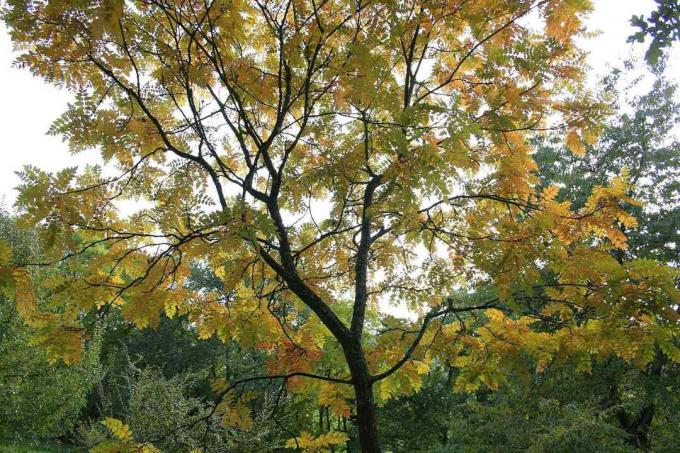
[353,377,380,453]
[616,403,655,449]
[606,352,664,449]
[346,346,381,452]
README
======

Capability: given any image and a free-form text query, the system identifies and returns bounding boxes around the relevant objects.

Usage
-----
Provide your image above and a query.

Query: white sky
[0,0,678,209]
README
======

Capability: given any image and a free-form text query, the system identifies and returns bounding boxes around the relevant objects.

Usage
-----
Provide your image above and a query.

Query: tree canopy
[1,1,679,451]
[629,0,680,65]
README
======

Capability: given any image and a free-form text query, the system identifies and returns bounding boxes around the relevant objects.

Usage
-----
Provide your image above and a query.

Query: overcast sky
[1,0,678,209]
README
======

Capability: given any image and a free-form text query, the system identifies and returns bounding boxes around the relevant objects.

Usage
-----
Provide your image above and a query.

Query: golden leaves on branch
[319,382,352,418]
[90,417,160,453]
[545,0,592,44]
[285,430,349,453]
[3,1,679,446]
[565,130,586,157]
[8,264,84,365]
[101,418,133,443]
[217,394,255,432]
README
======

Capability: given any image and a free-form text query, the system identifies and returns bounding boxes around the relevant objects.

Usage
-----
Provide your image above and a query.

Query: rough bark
[346,345,381,452]
[354,378,380,453]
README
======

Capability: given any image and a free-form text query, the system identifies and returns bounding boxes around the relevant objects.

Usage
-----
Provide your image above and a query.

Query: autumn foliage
[1,0,678,451]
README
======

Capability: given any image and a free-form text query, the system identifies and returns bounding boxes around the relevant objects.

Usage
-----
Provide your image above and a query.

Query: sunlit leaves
[91,417,161,453]
[566,130,586,156]
[2,1,678,442]
[285,430,349,452]
[318,382,352,418]
[545,0,592,44]
[216,394,255,432]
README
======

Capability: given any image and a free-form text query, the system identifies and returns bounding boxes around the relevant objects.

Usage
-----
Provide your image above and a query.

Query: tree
[0,211,101,444]
[533,65,680,449]
[2,1,679,451]
[536,65,680,265]
[376,64,680,452]
[629,0,680,65]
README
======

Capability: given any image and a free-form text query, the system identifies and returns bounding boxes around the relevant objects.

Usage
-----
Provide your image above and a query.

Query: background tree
[0,211,101,446]
[533,63,680,449]
[2,1,679,451]
[629,0,680,65]
[377,63,680,452]
[535,64,679,265]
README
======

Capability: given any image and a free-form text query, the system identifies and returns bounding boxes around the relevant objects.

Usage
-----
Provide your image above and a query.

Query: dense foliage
[0,0,678,451]
[0,213,101,445]
[629,0,680,64]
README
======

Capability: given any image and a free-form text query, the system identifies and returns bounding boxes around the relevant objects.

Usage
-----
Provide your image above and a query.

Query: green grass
[0,443,81,453]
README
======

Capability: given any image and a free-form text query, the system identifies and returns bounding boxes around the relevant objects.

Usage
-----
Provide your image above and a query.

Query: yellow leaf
[102,417,133,442]
[566,130,586,157]
[0,239,11,265]
[286,431,348,452]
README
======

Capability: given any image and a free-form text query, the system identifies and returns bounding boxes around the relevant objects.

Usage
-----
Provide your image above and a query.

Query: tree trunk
[616,403,655,449]
[346,347,381,453]
[354,378,380,452]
